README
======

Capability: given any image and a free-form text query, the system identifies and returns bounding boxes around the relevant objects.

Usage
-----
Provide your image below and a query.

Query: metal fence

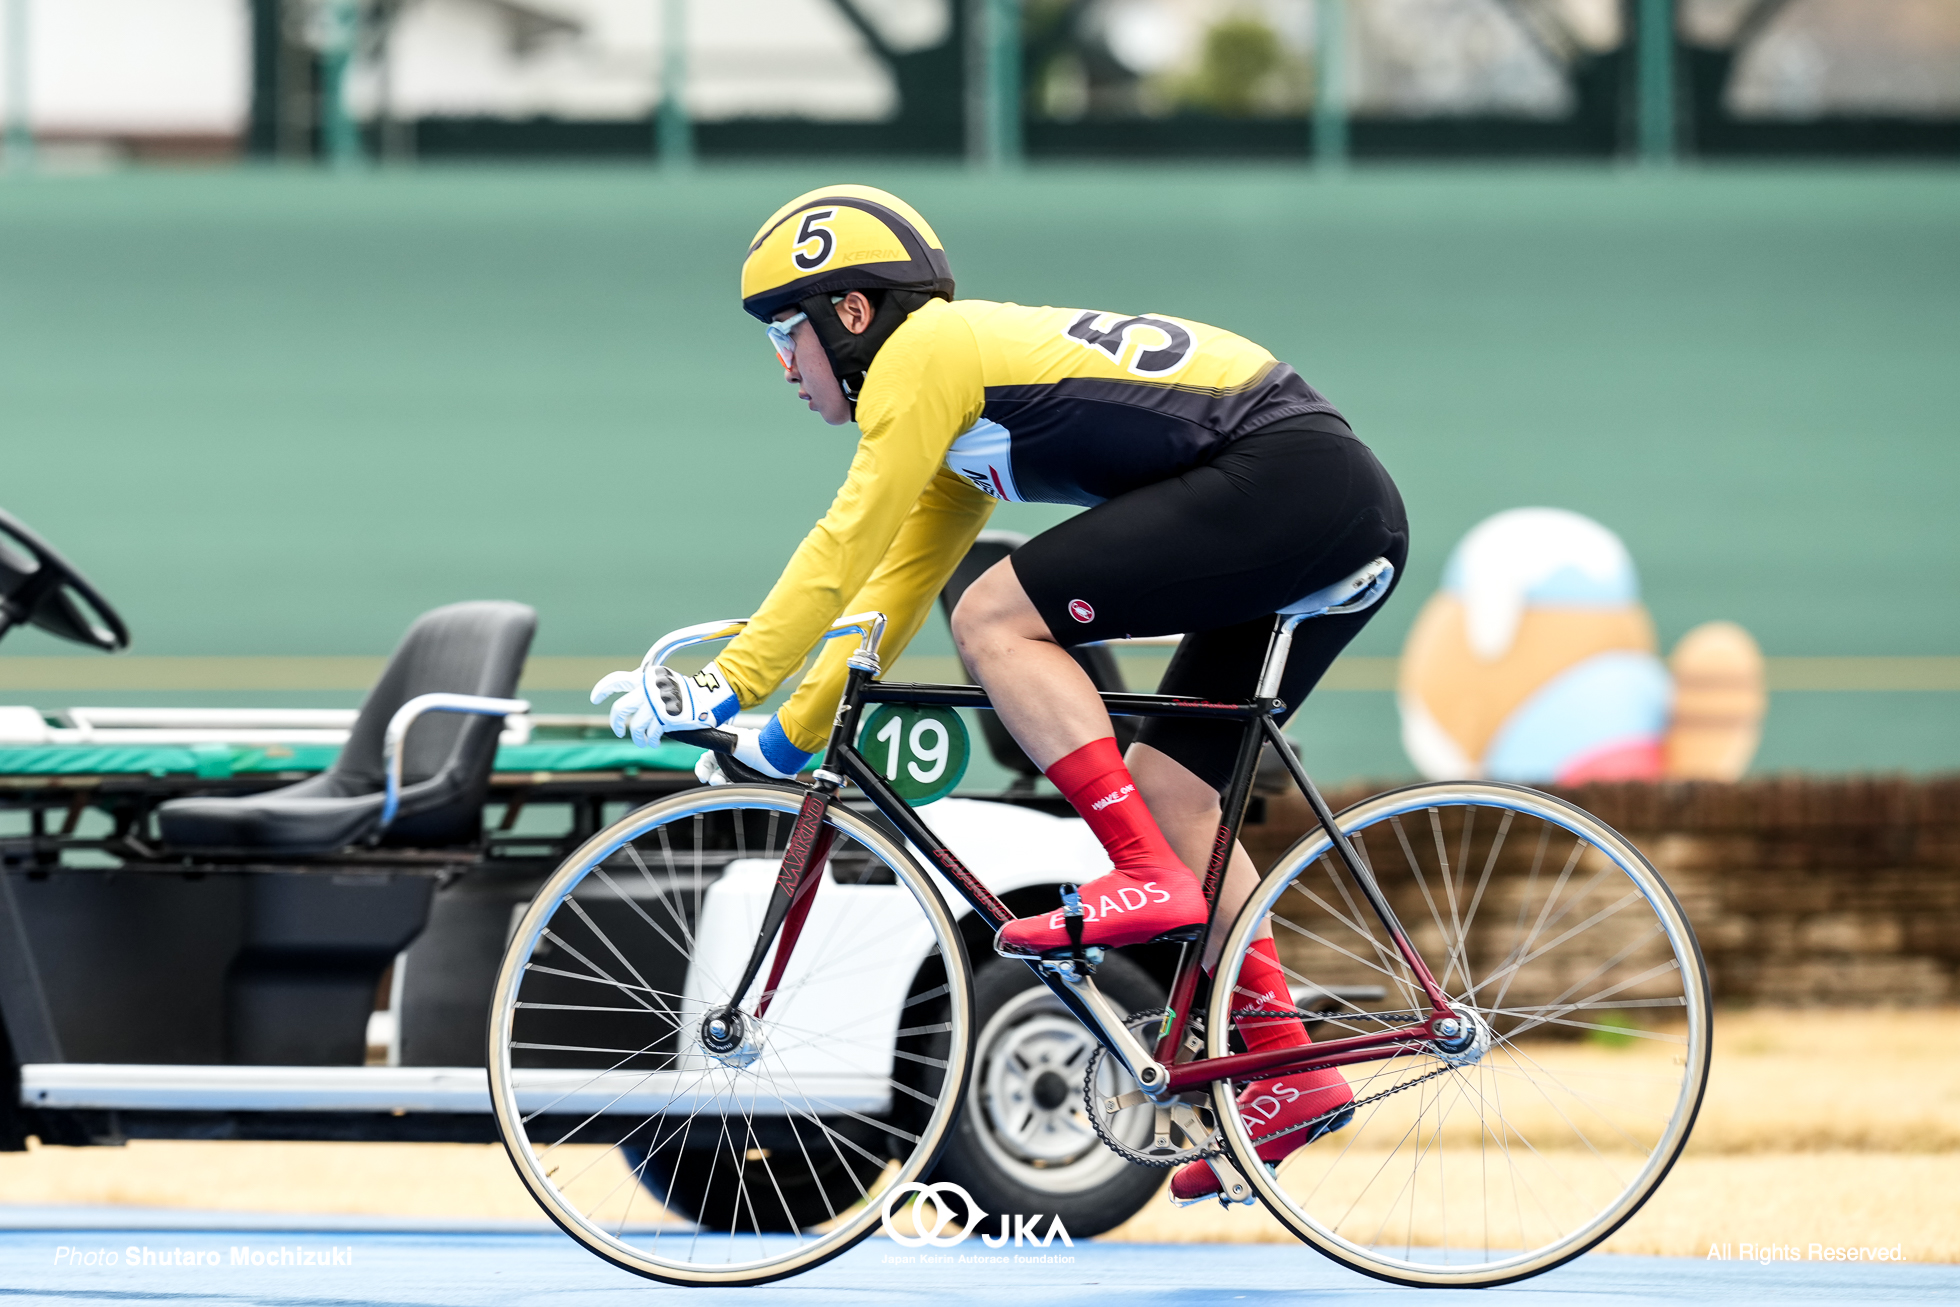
[2,2,1956,169]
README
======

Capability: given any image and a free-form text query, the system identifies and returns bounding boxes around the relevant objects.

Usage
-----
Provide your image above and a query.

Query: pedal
[1200,1147,1258,1207]
[1166,1154,1264,1209]
[995,881,1205,966]
[993,933,1101,966]
[1037,946,1104,981]
[995,881,1104,976]
[1307,1104,1355,1144]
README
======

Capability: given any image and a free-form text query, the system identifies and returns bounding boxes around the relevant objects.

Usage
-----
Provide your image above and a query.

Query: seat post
[1255,613,1311,700]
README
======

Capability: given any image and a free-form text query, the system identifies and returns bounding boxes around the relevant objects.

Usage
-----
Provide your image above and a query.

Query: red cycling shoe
[997,737,1207,957]
[1169,1073,1354,1203]
[1171,935,1353,1203]
[994,866,1206,957]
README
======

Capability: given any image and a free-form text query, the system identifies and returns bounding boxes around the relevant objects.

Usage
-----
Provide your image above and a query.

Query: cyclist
[593,185,1407,1203]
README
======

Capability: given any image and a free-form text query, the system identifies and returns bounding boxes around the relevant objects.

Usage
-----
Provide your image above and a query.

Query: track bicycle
[487,603,1712,1288]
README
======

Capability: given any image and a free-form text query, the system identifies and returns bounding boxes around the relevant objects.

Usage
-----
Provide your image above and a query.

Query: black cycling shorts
[1011,415,1408,791]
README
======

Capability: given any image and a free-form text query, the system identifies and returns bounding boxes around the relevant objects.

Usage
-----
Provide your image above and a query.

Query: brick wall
[1245,777,1960,1006]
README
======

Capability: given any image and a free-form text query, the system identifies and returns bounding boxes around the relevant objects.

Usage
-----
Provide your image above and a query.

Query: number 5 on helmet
[739,184,956,402]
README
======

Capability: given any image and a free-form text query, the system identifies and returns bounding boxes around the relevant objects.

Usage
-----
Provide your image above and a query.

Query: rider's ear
[837,291,876,335]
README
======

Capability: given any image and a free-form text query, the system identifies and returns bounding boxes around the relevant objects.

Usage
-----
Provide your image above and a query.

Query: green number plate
[856,703,970,805]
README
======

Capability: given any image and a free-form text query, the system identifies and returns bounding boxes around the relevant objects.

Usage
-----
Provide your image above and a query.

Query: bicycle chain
[1081,1009,1217,1168]
[1246,1061,1456,1148]
[1230,1006,1459,1148]
[1082,1007,1464,1162]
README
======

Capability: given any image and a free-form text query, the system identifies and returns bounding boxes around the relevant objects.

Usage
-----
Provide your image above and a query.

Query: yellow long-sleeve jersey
[715,298,1340,754]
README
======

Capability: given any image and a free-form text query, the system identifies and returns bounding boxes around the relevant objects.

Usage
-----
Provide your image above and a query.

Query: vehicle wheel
[619,1115,889,1234]
[1207,781,1713,1288]
[928,950,1167,1238]
[488,784,975,1286]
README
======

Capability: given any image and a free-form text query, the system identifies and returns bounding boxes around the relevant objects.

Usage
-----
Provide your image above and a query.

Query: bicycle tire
[488,783,975,1287]
[1205,780,1712,1287]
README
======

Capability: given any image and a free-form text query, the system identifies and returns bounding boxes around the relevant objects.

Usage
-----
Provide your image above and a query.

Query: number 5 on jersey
[856,703,970,805]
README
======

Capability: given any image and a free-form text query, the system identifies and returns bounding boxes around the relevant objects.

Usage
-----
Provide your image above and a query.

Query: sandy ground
[3,1009,1955,1260]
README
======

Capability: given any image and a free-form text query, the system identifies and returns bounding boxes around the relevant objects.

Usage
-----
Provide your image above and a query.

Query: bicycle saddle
[1278,557,1395,620]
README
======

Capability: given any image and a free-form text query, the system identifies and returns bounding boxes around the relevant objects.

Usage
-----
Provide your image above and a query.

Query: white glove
[590,659,739,748]
[694,716,815,784]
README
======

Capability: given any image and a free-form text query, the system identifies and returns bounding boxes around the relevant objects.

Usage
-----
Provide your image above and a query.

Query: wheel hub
[1432,1005,1493,1067]
[699,1006,765,1069]
[981,1011,1101,1165]
[1031,1070,1071,1111]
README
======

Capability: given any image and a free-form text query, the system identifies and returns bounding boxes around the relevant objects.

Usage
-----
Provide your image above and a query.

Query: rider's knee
[951,560,1043,654]
[948,589,984,652]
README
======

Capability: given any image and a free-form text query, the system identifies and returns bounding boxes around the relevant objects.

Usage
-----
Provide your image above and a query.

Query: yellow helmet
[741,185,954,407]
[740,184,954,323]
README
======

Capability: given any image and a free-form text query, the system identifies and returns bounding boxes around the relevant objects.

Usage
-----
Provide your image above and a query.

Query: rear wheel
[1208,781,1711,1287]
[488,784,974,1286]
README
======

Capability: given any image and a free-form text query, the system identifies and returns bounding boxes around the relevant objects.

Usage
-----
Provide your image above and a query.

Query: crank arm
[1185,1114,1257,1206]
[1063,972,1171,1099]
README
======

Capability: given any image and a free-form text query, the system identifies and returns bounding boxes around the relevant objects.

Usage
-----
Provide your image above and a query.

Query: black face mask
[799,288,942,415]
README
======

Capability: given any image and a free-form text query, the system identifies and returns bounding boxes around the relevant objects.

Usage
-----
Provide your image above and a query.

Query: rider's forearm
[715,466,932,709]
[716,321,984,711]
[773,471,995,754]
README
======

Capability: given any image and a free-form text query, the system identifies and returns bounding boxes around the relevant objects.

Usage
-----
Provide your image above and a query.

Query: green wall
[3,166,1956,778]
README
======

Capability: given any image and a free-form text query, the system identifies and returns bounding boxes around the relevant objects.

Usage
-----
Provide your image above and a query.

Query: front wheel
[1207,781,1712,1287]
[488,784,975,1287]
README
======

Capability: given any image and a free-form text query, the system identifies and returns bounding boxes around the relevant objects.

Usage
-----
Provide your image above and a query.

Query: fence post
[4,0,32,171]
[1636,0,1675,163]
[971,0,1020,169]
[317,0,364,168]
[1313,0,1347,170]
[658,0,692,169]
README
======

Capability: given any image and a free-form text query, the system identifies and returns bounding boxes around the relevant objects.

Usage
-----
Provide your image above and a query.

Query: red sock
[1171,938,1353,1201]
[1233,937,1311,1051]
[993,736,1202,955]
[1045,737,1181,873]
[1233,937,1351,1118]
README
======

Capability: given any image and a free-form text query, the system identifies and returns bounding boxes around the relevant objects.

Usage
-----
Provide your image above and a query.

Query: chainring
[1081,1008,1221,1168]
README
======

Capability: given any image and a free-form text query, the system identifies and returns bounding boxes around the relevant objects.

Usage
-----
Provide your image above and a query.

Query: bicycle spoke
[1320,844,1426,1014]
[1214,784,1709,1286]
[522,963,688,1002]
[596,858,695,960]
[492,788,968,1282]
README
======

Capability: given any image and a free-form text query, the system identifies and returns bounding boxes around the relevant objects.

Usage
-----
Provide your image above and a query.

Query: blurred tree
[1181,14,1288,116]
[1025,0,1149,119]
[821,0,967,151]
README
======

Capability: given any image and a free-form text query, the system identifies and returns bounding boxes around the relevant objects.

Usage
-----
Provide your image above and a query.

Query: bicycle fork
[692,790,835,1066]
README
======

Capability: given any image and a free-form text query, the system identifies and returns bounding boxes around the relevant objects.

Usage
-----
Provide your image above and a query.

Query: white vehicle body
[675,798,1113,1116]
[20,796,1111,1117]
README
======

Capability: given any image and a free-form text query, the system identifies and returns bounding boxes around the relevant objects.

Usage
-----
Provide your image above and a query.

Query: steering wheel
[0,508,130,652]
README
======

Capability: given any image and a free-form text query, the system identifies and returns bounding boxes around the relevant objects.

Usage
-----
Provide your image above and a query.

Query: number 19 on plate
[854,703,970,805]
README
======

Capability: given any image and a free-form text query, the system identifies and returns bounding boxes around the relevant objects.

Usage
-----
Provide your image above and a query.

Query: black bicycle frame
[677,653,1459,1097]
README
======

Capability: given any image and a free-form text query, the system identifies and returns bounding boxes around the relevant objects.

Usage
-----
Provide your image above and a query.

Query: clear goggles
[765,311,808,368]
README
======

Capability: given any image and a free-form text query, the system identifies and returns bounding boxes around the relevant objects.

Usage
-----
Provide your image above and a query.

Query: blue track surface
[2,1209,1954,1306]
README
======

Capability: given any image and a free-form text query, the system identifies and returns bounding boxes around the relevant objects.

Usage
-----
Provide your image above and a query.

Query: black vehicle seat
[937,531,1136,782]
[157,601,537,855]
